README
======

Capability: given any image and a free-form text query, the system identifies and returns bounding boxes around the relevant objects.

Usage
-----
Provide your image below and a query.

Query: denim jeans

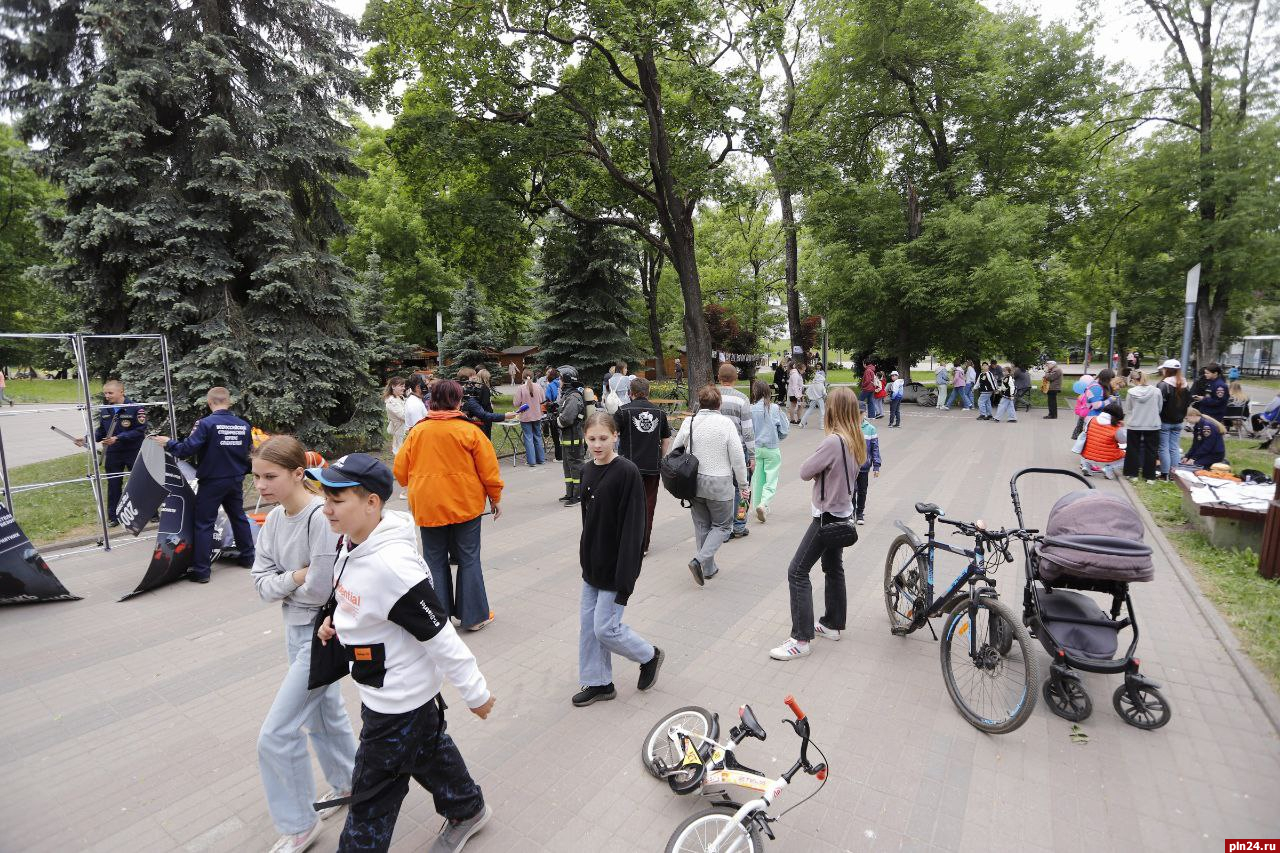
[339,700,483,852]
[787,517,847,641]
[860,390,875,413]
[1158,423,1184,475]
[978,392,992,417]
[994,397,1017,422]
[420,516,489,627]
[799,398,825,428]
[853,469,870,519]
[963,383,974,408]
[259,623,357,834]
[888,398,902,426]
[751,446,782,508]
[945,386,965,408]
[936,382,948,408]
[690,496,734,577]
[520,420,545,465]
[578,582,654,686]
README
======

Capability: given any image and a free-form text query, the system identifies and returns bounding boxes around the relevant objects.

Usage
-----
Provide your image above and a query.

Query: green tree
[354,251,409,381]
[363,0,747,396]
[0,0,382,451]
[696,176,785,341]
[438,283,500,376]
[535,219,637,388]
[0,124,72,370]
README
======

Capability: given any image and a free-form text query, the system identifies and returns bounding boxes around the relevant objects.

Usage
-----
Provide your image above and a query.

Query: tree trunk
[896,316,912,379]
[640,249,667,378]
[635,50,712,401]
[768,158,802,351]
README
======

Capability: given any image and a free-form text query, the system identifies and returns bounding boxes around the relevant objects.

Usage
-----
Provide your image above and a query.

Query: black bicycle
[883,502,1041,734]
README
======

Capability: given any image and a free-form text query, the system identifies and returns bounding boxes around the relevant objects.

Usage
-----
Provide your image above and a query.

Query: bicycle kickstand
[926,620,938,641]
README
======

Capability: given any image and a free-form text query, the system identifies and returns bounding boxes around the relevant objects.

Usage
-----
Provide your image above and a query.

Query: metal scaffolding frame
[0,332,178,554]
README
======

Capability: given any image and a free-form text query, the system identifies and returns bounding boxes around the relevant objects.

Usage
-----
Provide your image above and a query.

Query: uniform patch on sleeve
[387,578,448,642]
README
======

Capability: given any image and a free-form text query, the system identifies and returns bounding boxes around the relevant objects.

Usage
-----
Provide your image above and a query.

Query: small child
[573,412,663,707]
[852,403,882,524]
[887,371,905,427]
[312,454,495,853]
[1182,408,1227,469]
[1073,402,1127,479]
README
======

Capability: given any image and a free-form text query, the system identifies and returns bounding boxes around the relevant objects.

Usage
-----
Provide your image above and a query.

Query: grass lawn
[6,378,103,404]
[1131,460,1280,690]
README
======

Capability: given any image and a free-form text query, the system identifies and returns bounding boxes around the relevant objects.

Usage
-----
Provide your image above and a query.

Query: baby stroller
[1010,468,1171,729]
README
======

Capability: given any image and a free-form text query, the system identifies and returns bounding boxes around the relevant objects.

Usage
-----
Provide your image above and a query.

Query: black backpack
[660,413,700,502]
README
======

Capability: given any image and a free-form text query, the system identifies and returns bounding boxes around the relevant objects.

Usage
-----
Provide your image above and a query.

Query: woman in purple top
[769,387,867,662]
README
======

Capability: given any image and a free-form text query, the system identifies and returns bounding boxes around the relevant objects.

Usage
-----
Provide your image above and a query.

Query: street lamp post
[1084,322,1093,372]
[820,316,828,371]
[436,310,444,367]
[1107,308,1117,372]
[1181,264,1200,372]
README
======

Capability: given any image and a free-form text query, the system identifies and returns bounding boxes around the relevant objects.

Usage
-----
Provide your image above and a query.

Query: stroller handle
[1009,467,1095,493]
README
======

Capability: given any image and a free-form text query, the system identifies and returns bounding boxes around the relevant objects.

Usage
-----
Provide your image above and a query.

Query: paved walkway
[0,404,94,468]
[2,401,1278,852]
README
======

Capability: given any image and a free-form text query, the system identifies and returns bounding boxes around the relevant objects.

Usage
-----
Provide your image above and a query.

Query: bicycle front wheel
[940,596,1039,734]
[666,808,762,853]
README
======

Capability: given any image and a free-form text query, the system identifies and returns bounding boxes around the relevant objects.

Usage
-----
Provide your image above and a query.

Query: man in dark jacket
[1193,363,1229,420]
[614,378,672,554]
[75,379,147,526]
[556,365,587,506]
[151,386,254,582]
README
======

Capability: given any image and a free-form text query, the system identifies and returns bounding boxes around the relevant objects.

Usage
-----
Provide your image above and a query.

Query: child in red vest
[1073,402,1127,480]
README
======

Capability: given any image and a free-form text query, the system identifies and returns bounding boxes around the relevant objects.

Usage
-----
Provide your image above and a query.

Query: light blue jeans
[520,420,545,465]
[978,392,993,417]
[258,622,356,835]
[799,397,825,428]
[1158,423,1184,475]
[579,582,654,687]
[994,397,1018,422]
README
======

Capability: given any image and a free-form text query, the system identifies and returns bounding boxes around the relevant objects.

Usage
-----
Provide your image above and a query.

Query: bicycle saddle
[738,704,767,741]
[914,502,943,516]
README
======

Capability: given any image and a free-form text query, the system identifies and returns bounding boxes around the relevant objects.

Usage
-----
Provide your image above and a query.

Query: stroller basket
[1035,491,1154,584]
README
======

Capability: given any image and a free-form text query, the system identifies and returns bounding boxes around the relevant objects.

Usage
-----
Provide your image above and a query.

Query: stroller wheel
[1113,683,1172,730]
[1043,676,1092,722]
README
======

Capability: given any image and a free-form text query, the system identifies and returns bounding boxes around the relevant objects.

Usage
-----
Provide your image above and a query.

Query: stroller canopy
[1035,491,1154,583]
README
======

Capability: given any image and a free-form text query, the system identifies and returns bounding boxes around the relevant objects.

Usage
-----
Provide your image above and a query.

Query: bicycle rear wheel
[940,596,1040,734]
[665,808,762,853]
[884,534,927,633]
[641,705,716,781]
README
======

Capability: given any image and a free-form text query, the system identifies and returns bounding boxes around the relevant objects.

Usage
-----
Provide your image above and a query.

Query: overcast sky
[332,0,1171,126]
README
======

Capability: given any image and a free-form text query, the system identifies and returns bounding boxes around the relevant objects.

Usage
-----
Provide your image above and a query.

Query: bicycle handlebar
[784,695,805,721]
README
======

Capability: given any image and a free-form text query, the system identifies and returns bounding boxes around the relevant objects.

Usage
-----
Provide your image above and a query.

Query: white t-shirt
[404,394,428,431]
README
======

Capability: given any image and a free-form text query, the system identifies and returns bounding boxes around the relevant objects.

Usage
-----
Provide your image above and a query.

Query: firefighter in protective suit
[555,364,587,506]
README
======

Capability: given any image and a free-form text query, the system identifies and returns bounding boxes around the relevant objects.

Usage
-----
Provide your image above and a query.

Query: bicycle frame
[895,517,996,623]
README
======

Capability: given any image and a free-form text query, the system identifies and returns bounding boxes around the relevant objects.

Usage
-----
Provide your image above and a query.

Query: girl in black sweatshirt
[573,411,664,707]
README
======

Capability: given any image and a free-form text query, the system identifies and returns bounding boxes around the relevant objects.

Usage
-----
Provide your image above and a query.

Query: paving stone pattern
[2,404,1278,852]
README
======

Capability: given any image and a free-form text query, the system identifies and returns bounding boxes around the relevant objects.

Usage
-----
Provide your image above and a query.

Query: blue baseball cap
[306,452,394,502]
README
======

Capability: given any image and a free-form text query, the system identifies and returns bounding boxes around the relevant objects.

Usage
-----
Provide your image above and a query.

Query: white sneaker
[1103,467,1116,481]
[814,623,841,641]
[769,638,811,660]
[756,505,767,523]
[268,821,322,853]
[316,789,349,820]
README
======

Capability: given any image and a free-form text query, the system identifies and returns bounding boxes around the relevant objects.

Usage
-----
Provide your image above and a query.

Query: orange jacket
[394,410,504,527]
[1082,420,1125,464]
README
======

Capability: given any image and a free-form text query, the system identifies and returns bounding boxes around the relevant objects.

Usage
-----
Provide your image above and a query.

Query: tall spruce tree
[437,283,498,376]
[0,0,383,451]
[535,219,636,388]
[355,250,407,381]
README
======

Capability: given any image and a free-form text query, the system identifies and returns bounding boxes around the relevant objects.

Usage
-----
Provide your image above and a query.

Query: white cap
[1160,358,1181,370]
[890,370,899,376]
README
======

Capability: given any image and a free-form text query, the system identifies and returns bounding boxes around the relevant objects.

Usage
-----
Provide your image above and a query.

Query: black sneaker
[638,647,664,691]
[107,519,120,528]
[187,574,210,584]
[572,684,617,707]
[729,527,749,540]
[688,558,705,587]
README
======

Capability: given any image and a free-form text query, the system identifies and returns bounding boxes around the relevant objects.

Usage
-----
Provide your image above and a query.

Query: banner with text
[0,502,80,605]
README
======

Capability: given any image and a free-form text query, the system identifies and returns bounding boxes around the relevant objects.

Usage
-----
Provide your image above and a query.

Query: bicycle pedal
[891,626,910,636]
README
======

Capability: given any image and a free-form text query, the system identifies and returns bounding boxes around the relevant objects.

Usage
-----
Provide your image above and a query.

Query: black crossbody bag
[817,442,859,548]
[307,535,349,690]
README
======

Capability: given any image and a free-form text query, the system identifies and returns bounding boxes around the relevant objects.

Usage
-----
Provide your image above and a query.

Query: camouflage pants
[338,698,484,852]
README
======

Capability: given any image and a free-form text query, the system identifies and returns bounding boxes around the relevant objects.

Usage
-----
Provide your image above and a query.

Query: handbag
[1040,377,1050,394]
[307,537,350,690]
[660,413,700,502]
[816,442,859,548]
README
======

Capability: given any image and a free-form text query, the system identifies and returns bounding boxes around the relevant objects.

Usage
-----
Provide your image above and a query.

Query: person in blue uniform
[74,379,147,527]
[151,386,255,583]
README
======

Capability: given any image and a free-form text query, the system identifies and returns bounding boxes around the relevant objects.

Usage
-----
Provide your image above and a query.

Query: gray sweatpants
[690,496,734,578]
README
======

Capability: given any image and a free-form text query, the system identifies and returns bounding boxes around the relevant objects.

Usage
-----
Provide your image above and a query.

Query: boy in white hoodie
[311,454,495,853]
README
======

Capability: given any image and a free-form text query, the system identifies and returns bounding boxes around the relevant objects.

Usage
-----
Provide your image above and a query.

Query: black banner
[0,502,80,605]
[119,442,198,600]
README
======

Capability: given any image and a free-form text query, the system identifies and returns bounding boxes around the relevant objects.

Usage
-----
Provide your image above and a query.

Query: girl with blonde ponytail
[769,387,864,662]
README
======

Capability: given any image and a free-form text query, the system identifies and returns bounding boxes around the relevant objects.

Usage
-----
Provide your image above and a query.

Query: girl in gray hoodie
[1122,370,1163,482]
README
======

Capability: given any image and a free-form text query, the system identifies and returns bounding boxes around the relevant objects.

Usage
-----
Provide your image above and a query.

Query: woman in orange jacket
[394,379,505,632]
